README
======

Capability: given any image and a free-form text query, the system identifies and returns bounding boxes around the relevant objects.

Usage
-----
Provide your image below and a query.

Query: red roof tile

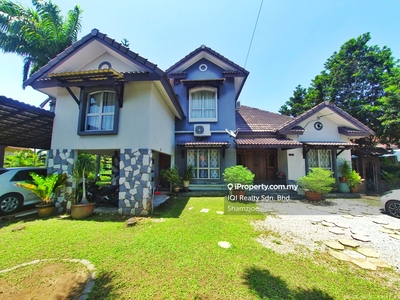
[177,141,230,147]
[236,106,293,133]
[236,137,302,148]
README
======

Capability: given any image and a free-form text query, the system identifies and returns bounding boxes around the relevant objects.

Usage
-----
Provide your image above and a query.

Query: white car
[0,167,47,215]
[380,189,400,219]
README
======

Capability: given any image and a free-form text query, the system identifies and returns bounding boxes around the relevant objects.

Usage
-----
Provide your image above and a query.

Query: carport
[0,95,54,167]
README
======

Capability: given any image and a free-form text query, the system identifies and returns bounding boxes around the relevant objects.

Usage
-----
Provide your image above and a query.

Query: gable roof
[166,45,249,101]
[24,28,184,119]
[236,105,293,133]
[278,101,375,136]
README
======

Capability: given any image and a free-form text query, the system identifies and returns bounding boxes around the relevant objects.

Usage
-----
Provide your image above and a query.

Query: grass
[0,197,399,299]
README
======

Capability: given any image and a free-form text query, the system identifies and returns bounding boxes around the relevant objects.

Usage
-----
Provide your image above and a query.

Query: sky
[1,0,400,113]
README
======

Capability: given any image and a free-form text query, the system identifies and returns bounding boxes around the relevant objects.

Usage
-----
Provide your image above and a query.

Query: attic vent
[98,61,111,69]
[236,101,241,110]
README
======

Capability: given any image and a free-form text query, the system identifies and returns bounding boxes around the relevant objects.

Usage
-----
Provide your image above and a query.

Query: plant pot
[173,187,180,193]
[232,190,246,198]
[305,191,323,202]
[35,202,55,217]
[338,182,350,193]
[339,177,347,183]
[350,186,359,193]
[183,180,190,188]
[71,203,96,220]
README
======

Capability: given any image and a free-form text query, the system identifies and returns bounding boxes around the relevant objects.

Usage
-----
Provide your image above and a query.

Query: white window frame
[189,87,218,122]
[85,90,116,132]
[187,149,220,179]
[308,149,332,171]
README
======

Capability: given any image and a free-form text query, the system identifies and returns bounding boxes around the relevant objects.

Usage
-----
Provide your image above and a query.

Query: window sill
[78,130,118,136]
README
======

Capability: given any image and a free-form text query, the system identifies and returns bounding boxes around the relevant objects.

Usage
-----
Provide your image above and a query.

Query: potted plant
[337,159,352,183]
[160,166,182,192]
[348,170,362,193]
[15,172,68,217]
[182,165,195,189]
[71,153,97,219]
[297,168,335,201]
[223,165,255,196]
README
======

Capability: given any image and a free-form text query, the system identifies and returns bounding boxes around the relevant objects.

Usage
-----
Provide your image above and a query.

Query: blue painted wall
[171,58,238,183]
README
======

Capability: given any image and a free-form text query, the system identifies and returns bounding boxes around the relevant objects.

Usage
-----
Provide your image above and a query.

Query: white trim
[189,86,218,123]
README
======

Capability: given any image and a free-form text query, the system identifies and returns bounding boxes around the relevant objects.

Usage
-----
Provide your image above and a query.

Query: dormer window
[189,87,217,122]
[78,88,120,135]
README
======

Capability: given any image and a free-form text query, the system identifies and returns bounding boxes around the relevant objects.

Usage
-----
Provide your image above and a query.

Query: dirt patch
[0,261,88,300]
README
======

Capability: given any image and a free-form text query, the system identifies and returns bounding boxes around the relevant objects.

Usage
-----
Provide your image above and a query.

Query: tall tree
[280,33,400,145]
[0,0,83,84]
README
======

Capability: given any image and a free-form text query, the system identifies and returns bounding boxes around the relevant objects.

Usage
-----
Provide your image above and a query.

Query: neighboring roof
[0,96,54,149]
[353,147,392,156]
[176,141,230,147]
[166,45,249,101]
[302,142,357,147]
[236,105,293,133]
[278,101,375,136]
[23,28,184,119]
[235,137,302,149]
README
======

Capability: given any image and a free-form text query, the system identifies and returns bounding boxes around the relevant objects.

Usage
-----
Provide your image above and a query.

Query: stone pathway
[312,216,398,270]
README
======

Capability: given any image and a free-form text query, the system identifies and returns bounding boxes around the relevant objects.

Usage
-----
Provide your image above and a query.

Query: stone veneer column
[47,149,75,213]
[119,149,153,216]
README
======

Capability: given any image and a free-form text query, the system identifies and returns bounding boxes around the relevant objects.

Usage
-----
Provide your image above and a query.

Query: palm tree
[0,0,83,85]
[73,153,96,204]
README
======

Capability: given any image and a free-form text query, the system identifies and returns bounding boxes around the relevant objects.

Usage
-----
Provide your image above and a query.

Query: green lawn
[0,197,399,299]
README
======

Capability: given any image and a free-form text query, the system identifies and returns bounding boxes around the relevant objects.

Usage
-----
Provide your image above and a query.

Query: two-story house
[23,29,375,215]
[24,29,184,215]
[166,45,248,187]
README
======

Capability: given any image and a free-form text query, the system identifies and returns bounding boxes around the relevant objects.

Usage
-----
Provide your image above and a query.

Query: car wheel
[0,193,23,215]
[385,200,400,219]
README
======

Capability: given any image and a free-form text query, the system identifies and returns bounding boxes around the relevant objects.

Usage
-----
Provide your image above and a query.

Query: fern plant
[15,172,68,204]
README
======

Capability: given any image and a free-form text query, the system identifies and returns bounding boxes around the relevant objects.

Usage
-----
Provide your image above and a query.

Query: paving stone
[357,248,380,258]
[125,217,137,227]
[325,241,345,250]
[352,234,371,242]
[367,258,391,268]
[218,241,231,249]
[350,213,364,217]
[321,221,336,227]
[350,229,369,236]
[11,225,26,232]
[309,219,321,225]
[383,224,400,231]
[389,234,400,240]
[338,238,360,248]
[351,258,377,270]
[395,230,400,235]
[329,227,346,235]
[339,208,351,212]
[329,250,352,262]
[341,215,354,219]
[378,228,395,234]
[216,211,224,215]
[372,220,389,225]
[334,222,350,228]
[200,208,210,213]
[343,250,366,259]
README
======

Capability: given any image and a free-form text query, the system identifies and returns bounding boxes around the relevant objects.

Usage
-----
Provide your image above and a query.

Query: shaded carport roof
[0,95,54,149]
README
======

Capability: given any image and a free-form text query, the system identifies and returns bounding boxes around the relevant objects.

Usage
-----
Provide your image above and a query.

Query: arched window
[189,87,217,122]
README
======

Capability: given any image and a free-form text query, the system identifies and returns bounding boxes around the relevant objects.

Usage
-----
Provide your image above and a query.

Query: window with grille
[308,149,332,170]
[187,149,220,179]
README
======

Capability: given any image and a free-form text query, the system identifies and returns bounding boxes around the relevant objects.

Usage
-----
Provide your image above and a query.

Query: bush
[297,168,335,194]
[223,165,254,189]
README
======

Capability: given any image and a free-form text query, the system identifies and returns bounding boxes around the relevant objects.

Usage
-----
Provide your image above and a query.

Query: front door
[237,149,278,181]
